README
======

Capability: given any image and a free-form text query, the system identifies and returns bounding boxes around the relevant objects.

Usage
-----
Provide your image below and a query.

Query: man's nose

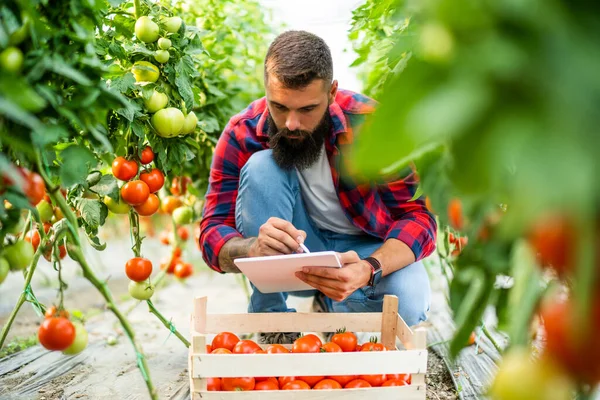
[285,112,300,131]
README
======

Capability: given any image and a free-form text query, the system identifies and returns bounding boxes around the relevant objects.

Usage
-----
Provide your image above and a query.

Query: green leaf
[0,76,47,113]
[89,174,119,200]
[175,58,195,109]
[77,198,108,229]
[32,125,69,147]
[0,97,43,131]
[109,72,136,94]
[49,55,92,86]
[59,145,96,187]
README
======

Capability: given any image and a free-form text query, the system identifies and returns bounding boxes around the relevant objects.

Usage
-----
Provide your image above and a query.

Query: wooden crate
[189,294,427,399]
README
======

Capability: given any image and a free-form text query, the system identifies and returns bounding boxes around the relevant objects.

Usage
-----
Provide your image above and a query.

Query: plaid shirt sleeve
[199,122,246,273]
[378,172,437,261]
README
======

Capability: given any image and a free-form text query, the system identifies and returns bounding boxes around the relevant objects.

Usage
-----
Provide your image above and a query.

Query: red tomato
[355,344,362,351]
[528,214,576,277]
[207,377,220,391]
[160,196,182,214]
[282,380,310,390]
[172,247,182,258]
[255,380,279,390]
[43,244,66,262]
[278,376,296,387]
[14,168,46,205]
[313,379,342,390]
[160,255,180,274]
[328,375,356,387]
[24,229,41,252]
[134,193,159,216]
[170,176,191,196]
[221,377,255,391]
[177,226,189,241]
[211,348,232,354]
[159,230,170,245]
[205,344,212,353]
[382,379,409,387]
[211,332,240,352]
[448,198,464,230]
[345,379,372,388]
[140,169,164,193]
[232,339,262,354]
[38,317,75,351]
[266,344,289,354]
[331,329,357,352]
[359,374,387,387]
[125,257,152,282]
[44,306,69,319]
[361,341,386,352]
[298,376,325,387]
[386,373,411,384]
[292,334,322,353]
[112,157,138,181]
[174,261,193,279]
[121,180,150,206]
[140,146,154,165]
[321,342,343,352]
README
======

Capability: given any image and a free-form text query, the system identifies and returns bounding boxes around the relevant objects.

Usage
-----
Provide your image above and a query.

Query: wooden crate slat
[192,350,428,378]
[380,295,399,350]
[396,314,415,349]
[202,312,383,333]
[193,384,425,399]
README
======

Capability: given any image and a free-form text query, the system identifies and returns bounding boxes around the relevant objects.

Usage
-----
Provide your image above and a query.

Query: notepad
[234,251,342,293]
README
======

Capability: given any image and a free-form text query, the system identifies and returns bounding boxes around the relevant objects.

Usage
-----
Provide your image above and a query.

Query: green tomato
[172,206,193,225]
[36,200,54,223]
[164,16,183,34]
[128,280,154,300]
[182,112,198,134]
[0,47,24,74]
[0,257,9,284]
[158,38,172,50]
[4,240,34,271]
[144,90,168,113]
[132,61,160,83]
[135,16,159,43]
[152,107,185,138]
[104,195,130,214]
[63,322,88,355]
[154,50,170,64]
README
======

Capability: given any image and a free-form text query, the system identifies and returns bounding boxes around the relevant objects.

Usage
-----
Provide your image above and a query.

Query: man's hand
[295,251,372,302]
[248,217,306,257]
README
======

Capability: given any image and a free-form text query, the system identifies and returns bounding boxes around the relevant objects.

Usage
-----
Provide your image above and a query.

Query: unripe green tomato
[135,16,159,43]
[104,195,130,214]
[158,38,172,50]
[152,107,185,138]
[164,17,182,33]
[36,200,54,223]
[4,241,34,271]
[143,90,168,113]
[154,50,170,64]
[63,322,88,355]
[182,112,198,134]
[128,280,154,300]
[0,257,9,284]
[0,47,24,74]
[172,206,193,225]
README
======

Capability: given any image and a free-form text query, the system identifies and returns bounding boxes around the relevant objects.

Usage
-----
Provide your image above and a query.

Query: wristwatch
[363,257,383,287]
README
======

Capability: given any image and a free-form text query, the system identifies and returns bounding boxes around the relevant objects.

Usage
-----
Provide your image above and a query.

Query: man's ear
[329,80,338,104]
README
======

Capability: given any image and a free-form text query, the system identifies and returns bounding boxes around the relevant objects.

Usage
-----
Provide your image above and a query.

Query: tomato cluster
[109,146,164,217]
[205,331,412,391]
[38,306,88,355]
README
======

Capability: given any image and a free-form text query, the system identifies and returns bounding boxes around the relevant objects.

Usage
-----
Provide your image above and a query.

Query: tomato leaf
[89,174,119,200]
[109,72,136,94]
[77,198,108,229]
[59,145,96,187]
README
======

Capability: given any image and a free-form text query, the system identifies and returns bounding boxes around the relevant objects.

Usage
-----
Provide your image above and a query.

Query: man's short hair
[264,30,333,89]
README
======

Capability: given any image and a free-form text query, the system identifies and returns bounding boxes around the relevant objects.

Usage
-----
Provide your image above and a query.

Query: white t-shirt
[296,145,364,235]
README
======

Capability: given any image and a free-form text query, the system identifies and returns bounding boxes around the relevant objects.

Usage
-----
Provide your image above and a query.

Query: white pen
[299,242,311,253]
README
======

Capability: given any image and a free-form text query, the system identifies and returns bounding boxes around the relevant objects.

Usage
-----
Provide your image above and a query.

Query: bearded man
[199,30,437,344]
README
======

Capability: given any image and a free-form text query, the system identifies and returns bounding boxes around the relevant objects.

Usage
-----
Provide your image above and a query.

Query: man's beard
[267,112,331,171]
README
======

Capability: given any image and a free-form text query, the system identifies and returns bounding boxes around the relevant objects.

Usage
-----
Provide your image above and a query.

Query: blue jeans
[235,150,430,327]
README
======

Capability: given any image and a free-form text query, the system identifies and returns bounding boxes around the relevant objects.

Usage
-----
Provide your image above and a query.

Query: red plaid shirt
[200,89,437,272]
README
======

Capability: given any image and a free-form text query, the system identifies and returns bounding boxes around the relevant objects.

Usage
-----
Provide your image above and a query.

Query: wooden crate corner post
[381,295,399,350]
[190,297,208,397]
[412,326,427,388]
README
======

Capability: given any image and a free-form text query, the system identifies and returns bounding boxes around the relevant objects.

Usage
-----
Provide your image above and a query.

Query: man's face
[266,74,338,170]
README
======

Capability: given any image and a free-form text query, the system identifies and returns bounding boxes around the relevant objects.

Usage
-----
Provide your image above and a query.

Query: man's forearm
[371,238,416,277]
[217,237,257,273]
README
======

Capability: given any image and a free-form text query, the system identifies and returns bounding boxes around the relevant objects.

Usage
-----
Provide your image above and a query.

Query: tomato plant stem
[133,0,141,19]
[480,323,503,354]
[0,237,46,348]
[146,299,190,347]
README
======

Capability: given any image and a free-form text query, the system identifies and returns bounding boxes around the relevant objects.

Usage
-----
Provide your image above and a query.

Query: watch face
[373,269,383,286]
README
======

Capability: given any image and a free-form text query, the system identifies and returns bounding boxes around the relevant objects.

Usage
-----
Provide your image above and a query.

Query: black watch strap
[363,257,382,287]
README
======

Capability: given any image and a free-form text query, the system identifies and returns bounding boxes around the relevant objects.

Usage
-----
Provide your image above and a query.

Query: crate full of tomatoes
[188,295,427,399]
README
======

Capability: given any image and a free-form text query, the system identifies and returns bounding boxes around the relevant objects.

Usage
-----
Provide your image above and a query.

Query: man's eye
[301,107,315,112]
[274,104,287,111]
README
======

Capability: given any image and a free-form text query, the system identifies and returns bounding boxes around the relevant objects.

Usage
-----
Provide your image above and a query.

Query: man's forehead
[266,75,326,108]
